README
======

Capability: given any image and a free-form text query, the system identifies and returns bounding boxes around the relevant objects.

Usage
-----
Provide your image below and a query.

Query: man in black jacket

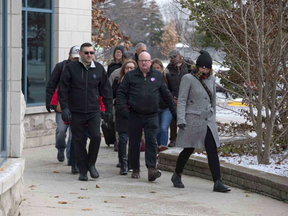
[166,49,190,147]
[117,52,176,181]
[45,45,80,173]
[58,42,113,181]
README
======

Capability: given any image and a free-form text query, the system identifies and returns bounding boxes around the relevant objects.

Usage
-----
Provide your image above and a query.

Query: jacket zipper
[143,76,147,110]
[85,69,88,113]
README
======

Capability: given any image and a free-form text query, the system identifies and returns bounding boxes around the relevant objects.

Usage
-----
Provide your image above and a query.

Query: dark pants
[70,112,101,174]
[68,127,89,166]
[128,113,158,170]
[118,132,130,167]
[175,127,221,182]
[169,119,177,142]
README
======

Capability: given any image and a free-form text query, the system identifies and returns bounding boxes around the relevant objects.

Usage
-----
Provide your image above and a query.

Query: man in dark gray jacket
[117,52,176,181]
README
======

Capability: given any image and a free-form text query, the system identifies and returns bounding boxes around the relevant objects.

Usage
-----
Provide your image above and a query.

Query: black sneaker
[213,179,231,192]
[89,166,99,179]
[71,165,79,174]
[79,172,88,181]
[57,152,65,162]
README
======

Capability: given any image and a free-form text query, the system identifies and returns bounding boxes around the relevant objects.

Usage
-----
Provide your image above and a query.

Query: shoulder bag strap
[190,73,213,104]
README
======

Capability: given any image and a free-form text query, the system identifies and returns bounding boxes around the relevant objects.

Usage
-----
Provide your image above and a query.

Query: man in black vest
[58,42,113,181]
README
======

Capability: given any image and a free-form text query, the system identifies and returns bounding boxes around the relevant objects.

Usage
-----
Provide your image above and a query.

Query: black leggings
[175,127,221,182]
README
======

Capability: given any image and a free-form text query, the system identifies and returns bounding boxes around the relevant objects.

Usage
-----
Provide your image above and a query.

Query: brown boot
[148,167,161,182]
[131,169,140,179]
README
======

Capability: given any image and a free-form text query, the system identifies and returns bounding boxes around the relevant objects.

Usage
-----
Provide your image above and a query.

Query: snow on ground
[165,148,288,178]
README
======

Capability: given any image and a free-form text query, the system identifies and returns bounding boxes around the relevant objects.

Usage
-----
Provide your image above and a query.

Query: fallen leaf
[58,201,68,204]
[104,200,108,203]
[54,196,59,198]
[96,184,100,188]
[80,188,88,190]
[78,196,90,199]
[149,191,156,193]
[70,192,78,194]
[28,185,36,189]
[0,167,4,171]
[82,208,92,211]
[120,196,126,198]
[53,170,59,173]
[245,195,249,197]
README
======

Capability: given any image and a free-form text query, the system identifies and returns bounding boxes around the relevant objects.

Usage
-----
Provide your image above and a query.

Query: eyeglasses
[138,60,151,63]
[125,67,135,70]
[84,51,94,55]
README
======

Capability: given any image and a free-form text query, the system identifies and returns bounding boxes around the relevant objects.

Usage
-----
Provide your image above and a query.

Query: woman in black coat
[114,60,137,175]
[107,45,125,78]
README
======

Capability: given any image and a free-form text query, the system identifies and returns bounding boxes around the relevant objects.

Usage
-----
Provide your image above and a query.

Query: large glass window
[0,0,7,166]
[22,0,53,106]
[28,0,51,9]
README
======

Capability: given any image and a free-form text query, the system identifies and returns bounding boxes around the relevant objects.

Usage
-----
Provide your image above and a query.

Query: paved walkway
[20,142,288,216]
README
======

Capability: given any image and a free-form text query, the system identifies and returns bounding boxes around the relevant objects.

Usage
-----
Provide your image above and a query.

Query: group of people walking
[46,42,231,192]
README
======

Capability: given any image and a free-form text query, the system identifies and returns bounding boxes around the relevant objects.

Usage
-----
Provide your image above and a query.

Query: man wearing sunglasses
[58,42,113,181]
[165,49,190,148]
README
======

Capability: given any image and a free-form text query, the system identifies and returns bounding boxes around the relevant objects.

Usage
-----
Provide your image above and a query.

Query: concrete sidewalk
[20,142,288,216]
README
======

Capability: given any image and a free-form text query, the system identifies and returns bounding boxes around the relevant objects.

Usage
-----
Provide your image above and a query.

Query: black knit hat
[113,45,125,58]
[196,50,212,69]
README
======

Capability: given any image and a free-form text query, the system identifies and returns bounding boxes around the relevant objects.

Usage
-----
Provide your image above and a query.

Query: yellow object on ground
[227,101,248,107]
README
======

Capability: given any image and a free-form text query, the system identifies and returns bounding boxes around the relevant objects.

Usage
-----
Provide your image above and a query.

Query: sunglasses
[84,51,94,55]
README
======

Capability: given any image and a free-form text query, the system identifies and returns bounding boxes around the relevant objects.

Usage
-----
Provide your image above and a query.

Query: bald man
[116,52,177,182]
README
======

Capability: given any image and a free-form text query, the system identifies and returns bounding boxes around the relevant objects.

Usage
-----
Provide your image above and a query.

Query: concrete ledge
[0,158,25,216]
[158,149,288,201]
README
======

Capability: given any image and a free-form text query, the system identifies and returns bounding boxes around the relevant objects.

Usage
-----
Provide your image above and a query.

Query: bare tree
[159,20,179,57]
[91,0,133,63]
[179,0,288,164]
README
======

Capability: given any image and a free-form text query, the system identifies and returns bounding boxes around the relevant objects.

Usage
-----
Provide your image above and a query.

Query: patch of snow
[164,148,288,178]
[195,152,288,178]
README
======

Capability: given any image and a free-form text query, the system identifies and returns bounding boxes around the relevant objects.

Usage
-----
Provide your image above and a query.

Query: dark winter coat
[113,80,128,133]
[46,59,70,108]
[58,60,113,114]
[116,67,176,118]
[107,61,122,78]
[166,62,189,98]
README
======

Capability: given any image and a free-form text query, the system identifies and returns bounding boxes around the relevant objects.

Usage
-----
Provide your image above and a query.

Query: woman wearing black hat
[107,45,125,78]
[171,50,231,192]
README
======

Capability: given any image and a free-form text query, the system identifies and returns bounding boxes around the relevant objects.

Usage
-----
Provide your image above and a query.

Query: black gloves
[61,108,72,123]
[122,111,130,120]
[46,103,56,113]
[178,124,186,130]
[172,112,177,122]
[103,112,113,123]
[46,103,52,113]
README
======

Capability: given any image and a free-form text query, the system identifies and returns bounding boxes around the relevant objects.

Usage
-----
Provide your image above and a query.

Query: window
[22,0,53,106]
[0,0,8,166]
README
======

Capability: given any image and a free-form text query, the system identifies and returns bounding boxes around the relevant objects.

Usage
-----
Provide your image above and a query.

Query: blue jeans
[157,108,172,146]
[55,112,72,159]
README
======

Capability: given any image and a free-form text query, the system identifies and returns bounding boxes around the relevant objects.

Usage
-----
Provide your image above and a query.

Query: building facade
[0,0,92,214]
